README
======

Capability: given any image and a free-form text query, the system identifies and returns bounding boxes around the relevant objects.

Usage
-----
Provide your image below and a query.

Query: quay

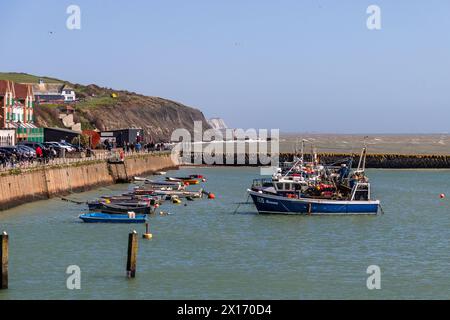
[0,151,177,211]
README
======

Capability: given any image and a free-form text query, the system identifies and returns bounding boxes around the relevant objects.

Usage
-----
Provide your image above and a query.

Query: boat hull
[79,213,148,223]
[248,190,379,215]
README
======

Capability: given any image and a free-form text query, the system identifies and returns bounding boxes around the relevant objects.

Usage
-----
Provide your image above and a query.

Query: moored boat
[166,177,200,185]
[248,146,381,215]
[99,203,153,215]
[79,212,148,223]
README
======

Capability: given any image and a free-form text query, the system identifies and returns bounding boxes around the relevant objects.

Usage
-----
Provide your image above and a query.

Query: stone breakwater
[0,152,177,211]
[186,152,450,168]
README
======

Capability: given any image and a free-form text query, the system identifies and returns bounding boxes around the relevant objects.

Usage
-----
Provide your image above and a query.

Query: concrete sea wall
[0,153,177,211]
[186,152,450,169]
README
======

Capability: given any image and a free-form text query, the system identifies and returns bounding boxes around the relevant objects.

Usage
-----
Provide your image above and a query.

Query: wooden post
[1,231,8,289]
[126,231,138,278]
[143,223,152,239]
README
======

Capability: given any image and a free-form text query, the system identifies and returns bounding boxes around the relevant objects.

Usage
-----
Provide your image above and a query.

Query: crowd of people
[103,139,171,153]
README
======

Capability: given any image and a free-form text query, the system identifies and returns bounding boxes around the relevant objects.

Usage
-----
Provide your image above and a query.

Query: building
[0,80,13,128]
[0,129,16,146]
[100,128,144,147]
[44,127,80,143]
[1,80,34,128]
[61,87,76,102]
[30,79,76,104]
[0,80,41,142]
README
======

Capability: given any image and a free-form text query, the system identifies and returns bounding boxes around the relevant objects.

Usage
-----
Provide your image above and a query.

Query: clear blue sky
[1,0,449,133]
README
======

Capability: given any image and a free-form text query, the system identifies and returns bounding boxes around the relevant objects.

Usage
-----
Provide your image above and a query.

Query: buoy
[440,193,446,199]
[208,193,216,199]
[143,223,153,239]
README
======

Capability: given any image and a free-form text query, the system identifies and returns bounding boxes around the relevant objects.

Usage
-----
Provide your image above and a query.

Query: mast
[356,138,368,174]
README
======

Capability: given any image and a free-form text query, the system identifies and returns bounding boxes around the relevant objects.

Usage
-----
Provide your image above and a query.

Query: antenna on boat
[300,139,305,166]
[356,137,368,174]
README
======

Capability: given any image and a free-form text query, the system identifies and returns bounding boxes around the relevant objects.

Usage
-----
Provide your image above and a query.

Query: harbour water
[0,167,449,299]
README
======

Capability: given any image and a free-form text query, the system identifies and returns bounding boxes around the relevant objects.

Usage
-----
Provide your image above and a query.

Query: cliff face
[0,73,210,142]
[35,84,211,142]
[78,98,210,142]
[208,117,228,130]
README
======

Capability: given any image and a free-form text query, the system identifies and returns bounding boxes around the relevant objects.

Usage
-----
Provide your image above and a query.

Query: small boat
[155,171,166,175]
[99,203,153,215]
[248,146,381,215]
[87,199,155,211]
[166,177,199,185]
[79,212,148,223]
[189,174,204,179]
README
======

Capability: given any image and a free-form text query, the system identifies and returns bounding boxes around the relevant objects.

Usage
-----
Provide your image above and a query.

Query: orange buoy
[208,193,215,199]
[440,193,446,199]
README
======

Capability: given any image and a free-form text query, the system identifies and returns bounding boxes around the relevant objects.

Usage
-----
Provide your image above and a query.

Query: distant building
[100,128,144,147]
[30,79,76,104]
[61,87,76,102]
[43,127,80,143]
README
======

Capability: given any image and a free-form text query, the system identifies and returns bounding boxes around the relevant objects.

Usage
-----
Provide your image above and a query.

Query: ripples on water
[0,167,449,299]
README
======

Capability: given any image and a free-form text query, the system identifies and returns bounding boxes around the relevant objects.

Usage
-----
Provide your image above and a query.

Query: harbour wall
[186,152,450,169]
[0,152,177,211]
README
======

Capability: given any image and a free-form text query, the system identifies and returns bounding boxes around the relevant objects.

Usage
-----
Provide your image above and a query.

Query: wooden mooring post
[1,231,8,289]
[126,230,138,278]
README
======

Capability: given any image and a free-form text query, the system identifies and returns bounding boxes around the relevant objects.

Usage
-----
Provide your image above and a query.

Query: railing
[0,149,172,173]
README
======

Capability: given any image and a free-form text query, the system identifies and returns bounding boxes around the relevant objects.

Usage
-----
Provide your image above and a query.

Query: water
[0,167,449,299]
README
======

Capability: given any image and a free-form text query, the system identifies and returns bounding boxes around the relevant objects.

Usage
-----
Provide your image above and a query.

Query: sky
[1,0,450,133]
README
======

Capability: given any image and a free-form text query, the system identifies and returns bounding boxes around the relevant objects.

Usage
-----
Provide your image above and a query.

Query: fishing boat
[248,182,379,215]
[248,146,381,215]
[79,212,148,223]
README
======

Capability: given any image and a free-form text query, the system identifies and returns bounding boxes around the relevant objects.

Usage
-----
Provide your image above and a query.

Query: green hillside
[0,72,210,141]
[0,72,63,84]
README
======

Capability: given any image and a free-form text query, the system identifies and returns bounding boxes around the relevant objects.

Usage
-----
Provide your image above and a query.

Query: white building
[62,87,76,102]
[0,129,16,146]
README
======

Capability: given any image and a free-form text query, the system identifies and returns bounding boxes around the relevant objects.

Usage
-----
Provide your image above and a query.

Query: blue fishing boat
[248,183,380,215]
[248,146,381,215]
[79,212,148,223]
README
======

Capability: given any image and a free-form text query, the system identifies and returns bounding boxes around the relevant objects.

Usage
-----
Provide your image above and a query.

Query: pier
[0,151,178,211]
[183,152,450,169]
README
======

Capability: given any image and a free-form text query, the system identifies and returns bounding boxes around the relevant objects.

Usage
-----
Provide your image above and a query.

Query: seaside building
[43,127,80,143]
[30,79,76,104]
[100,128,144,147]
[0,80,42,142]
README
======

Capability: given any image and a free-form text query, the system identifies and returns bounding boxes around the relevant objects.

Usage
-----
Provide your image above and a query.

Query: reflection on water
[0,167,449,299]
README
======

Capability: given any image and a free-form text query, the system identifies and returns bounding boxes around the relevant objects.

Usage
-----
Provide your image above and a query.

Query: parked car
[47,141,75,153]
[43,142,63,156]
[19,141,47,151]
[59,141,83,152]
[0,146,29,159]
[16,145,36,158]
